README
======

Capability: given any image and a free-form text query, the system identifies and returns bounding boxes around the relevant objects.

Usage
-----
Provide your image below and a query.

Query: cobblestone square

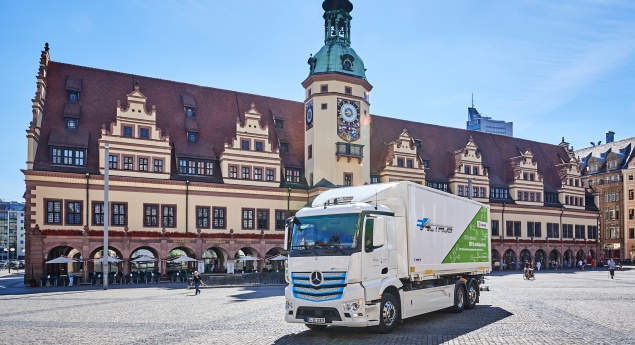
[1,268,633,345]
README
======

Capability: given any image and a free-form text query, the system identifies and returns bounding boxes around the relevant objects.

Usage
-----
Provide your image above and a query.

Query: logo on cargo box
[477,221,488,229]
[417,217,452,233]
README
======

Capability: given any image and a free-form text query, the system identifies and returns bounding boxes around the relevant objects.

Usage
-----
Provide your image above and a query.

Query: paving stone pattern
[0,268,633,345]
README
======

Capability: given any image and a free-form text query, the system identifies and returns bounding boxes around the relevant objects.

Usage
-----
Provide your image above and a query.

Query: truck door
[362,216,388,281]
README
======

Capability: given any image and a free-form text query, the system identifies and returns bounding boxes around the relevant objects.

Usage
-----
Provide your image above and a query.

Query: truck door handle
[381,267,388,274]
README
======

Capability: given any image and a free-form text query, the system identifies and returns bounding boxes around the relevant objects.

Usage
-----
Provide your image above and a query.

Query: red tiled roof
[370,115,571,192]
[36,62,305,177]
[37,61,572,192]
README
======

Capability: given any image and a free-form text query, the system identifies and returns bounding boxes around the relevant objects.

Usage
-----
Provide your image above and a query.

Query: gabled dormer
[449,136,489,201]
[555,155,585,209]
[219,102,281,187]
[99,82,171,179]
[508,148,544,205]
[379,129,424,184]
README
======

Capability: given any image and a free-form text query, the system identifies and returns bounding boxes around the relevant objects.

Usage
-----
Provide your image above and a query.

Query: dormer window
[188,132,198,143]
[66,119,78,129]
[123,126,133,137]
[185,107,195,117]
[67,91,79,102]
[280,143,289,153]
[274,119,283,129]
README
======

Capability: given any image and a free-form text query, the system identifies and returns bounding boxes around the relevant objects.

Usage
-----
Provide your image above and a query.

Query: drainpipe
[560,205,565,266]
[85,173,90,228]
[185,180,190,233]
[287,187,291,216]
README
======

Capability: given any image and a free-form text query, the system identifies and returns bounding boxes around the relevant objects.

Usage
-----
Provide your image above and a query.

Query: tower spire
[322,0,353,46]
[471,93,474,108]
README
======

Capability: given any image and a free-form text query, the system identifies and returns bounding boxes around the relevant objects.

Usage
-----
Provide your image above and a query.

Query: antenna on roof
[471,93,474,108]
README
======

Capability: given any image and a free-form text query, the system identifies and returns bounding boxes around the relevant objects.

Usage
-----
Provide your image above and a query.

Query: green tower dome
[307,0,367,80]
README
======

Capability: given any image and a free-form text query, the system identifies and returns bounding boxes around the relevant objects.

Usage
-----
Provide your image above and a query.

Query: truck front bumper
[284,284,381,327]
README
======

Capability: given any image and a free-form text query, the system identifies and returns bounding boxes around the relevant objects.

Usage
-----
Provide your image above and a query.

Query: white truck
[284,181,491,333]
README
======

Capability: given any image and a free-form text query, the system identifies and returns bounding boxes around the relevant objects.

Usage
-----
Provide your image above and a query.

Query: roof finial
[44,42,49,52]
[134,80,139,90]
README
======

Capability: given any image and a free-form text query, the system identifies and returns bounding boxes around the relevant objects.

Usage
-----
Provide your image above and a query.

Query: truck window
[364,218,374,252]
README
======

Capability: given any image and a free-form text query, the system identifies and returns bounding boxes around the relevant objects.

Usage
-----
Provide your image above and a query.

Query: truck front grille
[291,272,346,302]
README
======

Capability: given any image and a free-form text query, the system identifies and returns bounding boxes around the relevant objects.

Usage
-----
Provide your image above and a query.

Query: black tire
[377,293,399,334]
[465,280,478,310]
[452,284,466,313]
[305,324,328,331]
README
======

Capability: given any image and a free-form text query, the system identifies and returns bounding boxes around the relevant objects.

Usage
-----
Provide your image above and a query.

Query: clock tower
[302,0,372,187]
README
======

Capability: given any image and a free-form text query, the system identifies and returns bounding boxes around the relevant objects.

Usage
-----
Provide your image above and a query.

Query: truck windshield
[290,214,360,252]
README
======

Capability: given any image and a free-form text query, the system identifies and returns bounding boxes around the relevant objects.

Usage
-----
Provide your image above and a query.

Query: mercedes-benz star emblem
[310,271,323,286]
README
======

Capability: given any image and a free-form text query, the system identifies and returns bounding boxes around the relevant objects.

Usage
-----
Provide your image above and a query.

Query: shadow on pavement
[229,285,285,302]
[273,305,512,344]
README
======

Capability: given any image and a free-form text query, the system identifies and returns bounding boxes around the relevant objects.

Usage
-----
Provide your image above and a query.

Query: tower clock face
[305,100,313,131]
[337,98,361,142]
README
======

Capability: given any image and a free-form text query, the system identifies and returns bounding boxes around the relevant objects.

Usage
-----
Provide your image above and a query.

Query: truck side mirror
[373,217,386,248]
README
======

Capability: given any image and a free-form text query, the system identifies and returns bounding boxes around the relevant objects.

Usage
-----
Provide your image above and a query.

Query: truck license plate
[306,317,326,324]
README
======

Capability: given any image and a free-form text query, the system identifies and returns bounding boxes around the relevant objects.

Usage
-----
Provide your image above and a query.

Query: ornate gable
[99,83,172,179]
[220,102,281,187]
[379,129,424,184]
[448,137,490,201]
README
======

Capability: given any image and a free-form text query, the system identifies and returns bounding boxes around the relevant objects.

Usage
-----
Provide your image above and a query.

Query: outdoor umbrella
[269,255,288,261]
[236,255,261,261]
[45,256,78,264]
[132,256,156,262]
[170,256,198,262]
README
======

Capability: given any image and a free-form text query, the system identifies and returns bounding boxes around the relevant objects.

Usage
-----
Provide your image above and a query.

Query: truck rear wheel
[465,280,478,310]
[452,285,465,313]
[377,293,399,334]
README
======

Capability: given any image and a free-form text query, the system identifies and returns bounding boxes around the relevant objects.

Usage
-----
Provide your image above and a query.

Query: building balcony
[336,142,363,162]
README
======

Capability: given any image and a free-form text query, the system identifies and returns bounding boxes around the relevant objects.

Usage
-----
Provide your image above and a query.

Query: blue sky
[1,0,634,201]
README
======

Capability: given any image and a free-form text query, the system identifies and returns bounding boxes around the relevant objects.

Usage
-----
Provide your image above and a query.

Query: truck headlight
[285,299,294,311]
[342,299,363,313]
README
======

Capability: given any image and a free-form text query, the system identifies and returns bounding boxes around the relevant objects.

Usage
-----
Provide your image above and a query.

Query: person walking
[68,271,75,286]
[608,259,616,279]
[193,271,202,295]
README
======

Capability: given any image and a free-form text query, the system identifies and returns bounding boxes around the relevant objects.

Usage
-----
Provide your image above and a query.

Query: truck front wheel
[452,285,466,313]
[377,293,399,334]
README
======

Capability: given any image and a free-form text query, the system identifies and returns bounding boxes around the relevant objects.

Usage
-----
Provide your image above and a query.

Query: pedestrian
[608,259,616,279]
[536,261,541,271]
[68,271,75,286]
[193,271,202,295]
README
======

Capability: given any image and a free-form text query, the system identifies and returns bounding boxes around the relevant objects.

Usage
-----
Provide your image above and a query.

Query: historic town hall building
[24,1,601,282]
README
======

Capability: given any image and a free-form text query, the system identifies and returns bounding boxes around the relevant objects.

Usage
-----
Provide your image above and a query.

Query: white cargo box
[311,181,491,279]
